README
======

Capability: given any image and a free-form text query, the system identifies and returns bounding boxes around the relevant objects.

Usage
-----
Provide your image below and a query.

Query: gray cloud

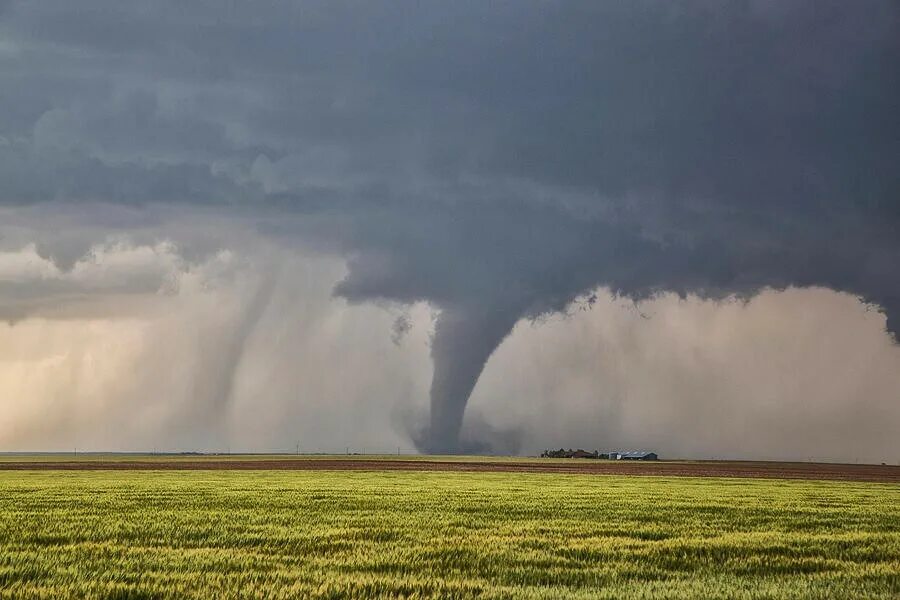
[0,1,898,453]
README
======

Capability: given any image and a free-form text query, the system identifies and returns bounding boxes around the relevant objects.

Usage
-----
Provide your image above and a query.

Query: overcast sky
[0,1,898,459]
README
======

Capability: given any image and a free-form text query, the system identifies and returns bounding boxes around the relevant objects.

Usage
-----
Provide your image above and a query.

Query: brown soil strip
[0,459,897,483]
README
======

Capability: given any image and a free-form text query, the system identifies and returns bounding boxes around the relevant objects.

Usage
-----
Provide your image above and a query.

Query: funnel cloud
[0,1,898,456]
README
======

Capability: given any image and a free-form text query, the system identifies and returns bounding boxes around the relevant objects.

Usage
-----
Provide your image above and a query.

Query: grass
[0,469,897,599]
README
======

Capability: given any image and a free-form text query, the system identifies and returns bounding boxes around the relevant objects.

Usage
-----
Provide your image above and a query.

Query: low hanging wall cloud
[0,1,898,454]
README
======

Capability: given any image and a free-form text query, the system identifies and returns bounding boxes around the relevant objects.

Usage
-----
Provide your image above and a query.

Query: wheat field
[0,469,898,599]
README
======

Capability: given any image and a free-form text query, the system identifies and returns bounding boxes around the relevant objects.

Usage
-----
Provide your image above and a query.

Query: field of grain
[1,469,898,599]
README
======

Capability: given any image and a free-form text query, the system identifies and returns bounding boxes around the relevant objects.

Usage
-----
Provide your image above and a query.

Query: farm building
[570,449,597,459]
[610,451,658,461]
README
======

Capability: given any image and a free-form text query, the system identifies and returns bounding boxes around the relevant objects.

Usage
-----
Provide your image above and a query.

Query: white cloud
[0,244,60,282]
[471,288,900,462]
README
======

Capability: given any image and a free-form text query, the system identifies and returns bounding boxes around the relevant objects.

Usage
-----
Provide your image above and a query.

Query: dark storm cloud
[0,1,898,451]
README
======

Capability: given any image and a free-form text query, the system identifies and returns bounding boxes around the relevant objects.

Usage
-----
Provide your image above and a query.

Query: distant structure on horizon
[609,451,658,461]
[540,449,659,460]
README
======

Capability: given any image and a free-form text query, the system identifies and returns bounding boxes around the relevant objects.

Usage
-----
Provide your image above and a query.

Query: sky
[0,1,898,461]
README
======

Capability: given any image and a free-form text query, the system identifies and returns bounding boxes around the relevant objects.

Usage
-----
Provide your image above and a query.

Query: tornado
[423,303,522,453]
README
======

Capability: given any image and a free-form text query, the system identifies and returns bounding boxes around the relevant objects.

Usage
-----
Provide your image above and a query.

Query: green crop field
[0,470,898,599]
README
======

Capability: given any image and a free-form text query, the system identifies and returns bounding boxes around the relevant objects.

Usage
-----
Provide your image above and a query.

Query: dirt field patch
[0,457,897,482]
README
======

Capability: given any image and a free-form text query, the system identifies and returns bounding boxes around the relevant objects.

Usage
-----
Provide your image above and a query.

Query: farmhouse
[570,449,597,459]
[611,451,658,461]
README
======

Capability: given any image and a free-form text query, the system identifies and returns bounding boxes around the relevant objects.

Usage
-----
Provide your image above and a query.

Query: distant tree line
[541,449,659,460]
[541,449,608,459]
